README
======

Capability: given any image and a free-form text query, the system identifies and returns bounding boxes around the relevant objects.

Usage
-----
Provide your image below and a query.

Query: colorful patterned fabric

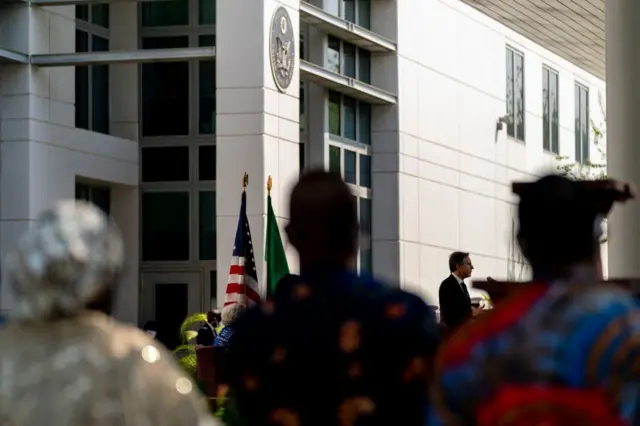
[431,281,640,425]
[226,269,440,426]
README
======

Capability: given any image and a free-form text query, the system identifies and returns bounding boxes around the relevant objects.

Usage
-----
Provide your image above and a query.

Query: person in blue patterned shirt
[431,175,639,426]
[226,170,440,426]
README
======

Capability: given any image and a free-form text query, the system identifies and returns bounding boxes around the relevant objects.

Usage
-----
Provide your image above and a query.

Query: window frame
[75,6,110,134]
[542,65,559,154]
[328,91,372,145]
[138,2,217,273]
[575,82,590,164]
[326,36,371,84]
[328,140,372,275]
[328,0,371,29]
[75,180,111,215]
[505,45,526,142]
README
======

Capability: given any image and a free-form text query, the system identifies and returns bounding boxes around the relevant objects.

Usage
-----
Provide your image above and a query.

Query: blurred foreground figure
[432,176,638,426]
[0,201,218,426]
[228,170,440,426]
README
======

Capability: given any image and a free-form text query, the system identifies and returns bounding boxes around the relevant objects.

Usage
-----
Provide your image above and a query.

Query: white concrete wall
[216,0,301,303]
[390,0,606,302]
[0,4,139,320]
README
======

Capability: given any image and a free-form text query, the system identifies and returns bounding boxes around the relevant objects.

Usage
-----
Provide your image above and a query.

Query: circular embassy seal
[269,6,295,92]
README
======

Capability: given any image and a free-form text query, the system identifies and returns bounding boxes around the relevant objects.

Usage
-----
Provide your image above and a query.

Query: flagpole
[243,173,248,306]
[266,176,272,299]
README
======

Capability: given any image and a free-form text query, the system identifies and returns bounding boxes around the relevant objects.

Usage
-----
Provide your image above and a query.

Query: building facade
[0,0,605,325]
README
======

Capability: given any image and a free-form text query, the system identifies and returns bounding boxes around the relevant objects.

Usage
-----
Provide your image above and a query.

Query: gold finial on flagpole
[242,173,249,191]
[267,176,273,196]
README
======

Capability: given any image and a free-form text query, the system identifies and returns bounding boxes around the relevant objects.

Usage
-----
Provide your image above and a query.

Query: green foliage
[172,312,208,377]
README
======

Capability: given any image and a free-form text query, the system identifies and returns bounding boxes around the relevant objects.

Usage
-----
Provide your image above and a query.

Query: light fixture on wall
[496,114,513,132]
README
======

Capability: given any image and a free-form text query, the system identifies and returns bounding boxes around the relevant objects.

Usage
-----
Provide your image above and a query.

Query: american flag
[224,191,261,306]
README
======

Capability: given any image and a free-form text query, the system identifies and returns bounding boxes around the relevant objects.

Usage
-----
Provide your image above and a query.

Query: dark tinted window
[142,146,190,182]
[142,192,190,261]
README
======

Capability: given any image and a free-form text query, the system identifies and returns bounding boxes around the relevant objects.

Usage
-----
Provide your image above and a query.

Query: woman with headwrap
[430,176,639,425]
[0,201,219,426]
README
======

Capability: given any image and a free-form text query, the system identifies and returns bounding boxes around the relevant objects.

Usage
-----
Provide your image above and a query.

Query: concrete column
[370,1,401,286]
[0,4,76,311]
[110,184,139,324]
[605,0,640,278]
[109,3,139,141]
[216,0,300,302]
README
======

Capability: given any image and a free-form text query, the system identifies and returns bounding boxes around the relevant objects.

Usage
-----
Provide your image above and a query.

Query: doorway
[141,271,201,350]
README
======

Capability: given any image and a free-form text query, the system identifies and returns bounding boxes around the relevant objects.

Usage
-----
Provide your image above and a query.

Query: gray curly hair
[5,200,124,321]
[221,303,246,326]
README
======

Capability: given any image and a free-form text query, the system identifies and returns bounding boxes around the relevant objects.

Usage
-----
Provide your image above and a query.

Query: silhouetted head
[5,200,124,322]
[286,170,359,270]
[515,174,633,276]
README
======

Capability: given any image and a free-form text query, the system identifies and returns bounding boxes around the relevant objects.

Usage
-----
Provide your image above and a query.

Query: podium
[195,346,229,410]
[474,278,640,305]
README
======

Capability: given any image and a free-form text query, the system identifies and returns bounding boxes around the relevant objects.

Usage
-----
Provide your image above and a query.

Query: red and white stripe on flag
[224,256,260,306]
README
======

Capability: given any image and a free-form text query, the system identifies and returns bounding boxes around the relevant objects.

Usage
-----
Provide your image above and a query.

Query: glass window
[91,4,109,28]
[542,67,559,154]
[142,37,189,136]
[343,0,356,23]
[142,192,190,261]
[142,146,190,182]
[76,5,88,20]
[344,150,356,184]
[325,0,339,16]
[575,83,589,164]
[199,60,216,134]
[90,186,111,215]
[300,82,305,132]
[343,96,357,140]
[359,154,371,188]
[514,51,525,141]
[329,91,341,136]
[141,0,188,27]
[300,34,305,60]
[199,191,216,260]
[75,32,109,134]
[199,0,215,24]
[76,29,89,53]
[199,145,216,181]
[358,49,371,84]
[299,142,305,173]
[506,47,525,142]
[199,35,216,47]
[359,197,372,274]
[357,0,370,29]
[550,71,559,154]
[327,36,341,73]
[75,31,89,130]
[75,183,111,215]
[329,145,341,174]
[92,36,109,135]
[358,102,371,144]
[343,43,356,78]
[505,48,514,138]
[75,182,90,201]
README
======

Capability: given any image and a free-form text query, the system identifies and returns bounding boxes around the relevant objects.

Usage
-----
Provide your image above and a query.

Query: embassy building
[0,0,628,325]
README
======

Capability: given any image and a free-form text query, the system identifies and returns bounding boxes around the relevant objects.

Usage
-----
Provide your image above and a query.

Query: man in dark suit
[439,251,474,328]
